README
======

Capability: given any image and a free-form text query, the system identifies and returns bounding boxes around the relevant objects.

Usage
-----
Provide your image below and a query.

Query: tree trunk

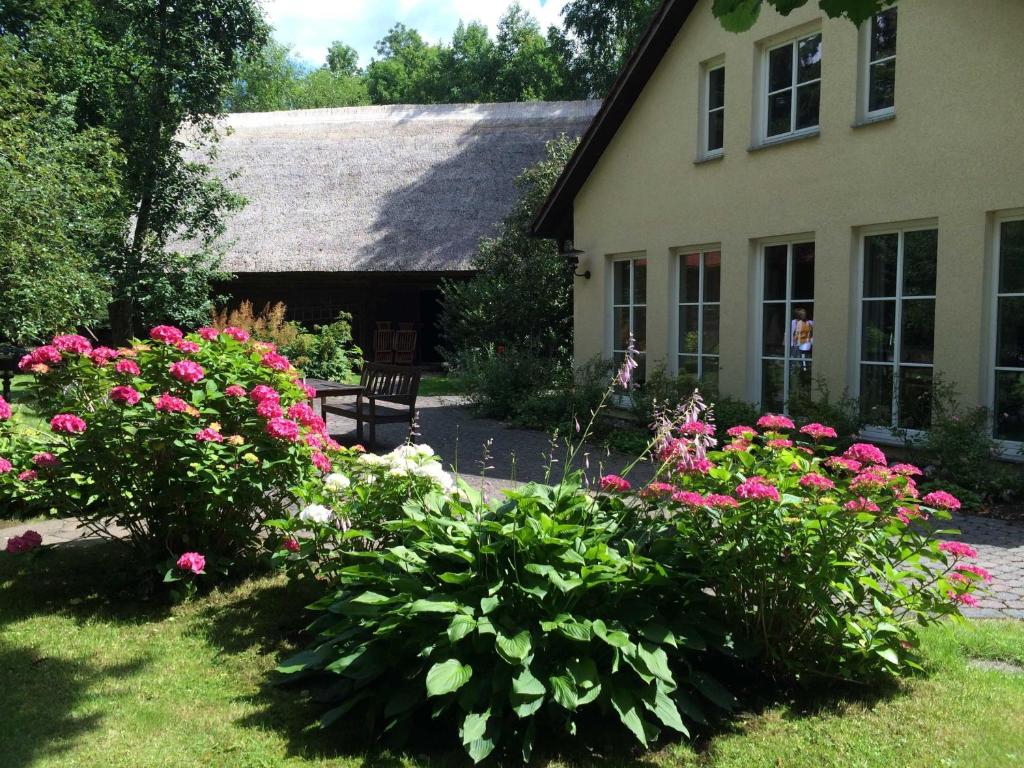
[108,297,135,345]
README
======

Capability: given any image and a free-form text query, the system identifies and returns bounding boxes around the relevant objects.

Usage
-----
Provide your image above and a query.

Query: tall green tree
[492,3,566,101]
[326,40,360,76]
[438,21,498,103]
[225,39,304,112]
[365,24,444,105]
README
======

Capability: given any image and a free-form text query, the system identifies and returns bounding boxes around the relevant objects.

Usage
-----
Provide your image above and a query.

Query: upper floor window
[859,6,897,119]
[764,32,821,140]
[702,62,725,157]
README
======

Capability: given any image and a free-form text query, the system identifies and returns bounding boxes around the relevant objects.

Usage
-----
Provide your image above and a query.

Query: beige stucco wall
[572,0,1024,414]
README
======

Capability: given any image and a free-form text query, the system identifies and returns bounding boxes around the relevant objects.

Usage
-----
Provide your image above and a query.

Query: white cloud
[262,0,565,66]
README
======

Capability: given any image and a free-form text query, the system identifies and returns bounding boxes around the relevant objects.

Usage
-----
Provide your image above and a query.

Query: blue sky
[262,0,565,67]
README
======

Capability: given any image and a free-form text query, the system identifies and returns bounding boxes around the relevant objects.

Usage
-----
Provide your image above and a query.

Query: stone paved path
[4,396,1022,618]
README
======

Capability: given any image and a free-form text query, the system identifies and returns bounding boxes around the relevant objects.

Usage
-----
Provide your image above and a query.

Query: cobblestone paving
[5,396,1023,619]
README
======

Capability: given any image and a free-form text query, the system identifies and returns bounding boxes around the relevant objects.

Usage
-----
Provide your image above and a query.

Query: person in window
[791,308,813,370]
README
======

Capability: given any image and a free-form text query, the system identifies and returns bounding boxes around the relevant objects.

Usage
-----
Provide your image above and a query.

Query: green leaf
[496,630,532,665]
[512,668,546,697]
[480,595,500,615]
[876,646,900,665]
[549,674,578,711]
[645,684,689,736]
[638,642,674,683]
[461,711,490,744]
[447,614,477,644]
[692,671,737,712]
[609,686,658,746]
[409,597,461,614]
[426,659,473,697]
[593,619,631,648]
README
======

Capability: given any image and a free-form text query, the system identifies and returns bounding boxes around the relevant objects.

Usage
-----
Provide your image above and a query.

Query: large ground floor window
[611,256,647,385]
[859,227,937,430]
[760,241,815,412]
[994,218,1024,441]
[678,249,721,391]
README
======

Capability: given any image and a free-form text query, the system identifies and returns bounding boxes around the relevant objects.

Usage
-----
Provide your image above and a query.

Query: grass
[2,543,1023,767]
[341,372,468,397]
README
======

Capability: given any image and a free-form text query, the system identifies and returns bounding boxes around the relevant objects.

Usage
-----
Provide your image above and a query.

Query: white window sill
[860,426,1024,464]
[694,152,724,166]
[853,110,896,129]
[748,128,820,153]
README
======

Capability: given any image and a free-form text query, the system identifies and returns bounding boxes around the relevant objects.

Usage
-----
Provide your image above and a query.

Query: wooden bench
[322,363,421,449]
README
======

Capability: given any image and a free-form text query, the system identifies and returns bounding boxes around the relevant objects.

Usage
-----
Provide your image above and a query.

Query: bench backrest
[360,363,421,406]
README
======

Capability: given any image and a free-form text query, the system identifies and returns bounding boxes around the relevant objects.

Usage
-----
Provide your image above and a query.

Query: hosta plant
[14,327,346,571]
[277,475,734,763]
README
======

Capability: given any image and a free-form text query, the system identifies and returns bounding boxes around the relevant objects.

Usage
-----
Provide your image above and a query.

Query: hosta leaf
[461,711,490,744]
[876,647,900,665]
[480,595,500,615]
[593,619,631,648]
[447,614,477,644]
[496,630,532,665]
[512,668,546,697]
[557,620,592,643]
[638,642,674,683]
[568,656,599,690]
[426,659,473,697]
[409,597,462,614]
[549,674,578,711]
[692,671,737,712]
[644,684,688,735]
[641,623,678,648]
[467,736,497,764]
[609,686,659,746]
[675,691,708,724]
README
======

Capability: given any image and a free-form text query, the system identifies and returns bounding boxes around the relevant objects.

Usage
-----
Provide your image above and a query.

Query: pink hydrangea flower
[260,352,291,371]
[52,334,93,355]
[32,452,59,468]
[947,591,979,607]
[90,347,119,366]
[282,537,301,553]
[676,457,714,475]
[176,339,201,354]
[110,385,142,406]
[0,458,12,474]
[850,467,892,491]
[725,439,752,453]
[0,397,10,421]
[938,541,978,559]
[176,552,206,574]
[641,482,676,499]
[704,493,739,508]
[757,414,795,431]
[767,438,793,449]
[799,422,838,440]
[225,385,246,398]
[895,506,926,524]
[115,359,141,376]
[671,490,706,507]
[843,443,888,467]
[922,490,961,511]
[843,497,881,512]
[223,326,249,342]
[735,478,780,502]
[300,383,317,399]
[890,463,923,477]
[150,325,184,345]
[17,470,38,482]
[195,427,224,443]
[306,433,325,449]
[657,437,687,462]
[51,413,87,435]
[825,456,862,473]
[169,360,205,385]
[155,393,191,414]
[249,385,280,404]
[953,563,993,584]
[799,473,835,491]
[256,399,283,419]
[6,530,43,554]
[679,420,714,437]
[198,327,220,341]
[726,425,757,439]
[17,354,33,372]
[312,451,332,472]
[28,345,63,366]
[599,474,631,493]
[266,417,300,441]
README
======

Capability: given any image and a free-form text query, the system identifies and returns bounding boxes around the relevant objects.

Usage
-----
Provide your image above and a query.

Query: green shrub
[630,366,700,428]
[281,312,363,382]
[0,394,50,519]
[787,380,863,441]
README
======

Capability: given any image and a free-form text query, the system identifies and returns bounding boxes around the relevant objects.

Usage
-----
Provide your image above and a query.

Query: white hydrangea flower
[358,453,389,467]
[324,473,351,492]
[414,444,435,458]
[298,504,333,524]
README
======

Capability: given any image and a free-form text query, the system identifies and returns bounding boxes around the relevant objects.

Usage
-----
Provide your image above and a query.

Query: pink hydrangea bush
[0,396,51,518]
[13,326,350,571]
[602,394,987,680]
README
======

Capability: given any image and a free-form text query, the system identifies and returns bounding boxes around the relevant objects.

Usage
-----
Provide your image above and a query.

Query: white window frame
[857,5,897,122]
[854,223,938,434]
[699,58,725,159]
[989,212,1024,455]
[754,236,816,412]
[759,29,822,143]
[608,254,647,391]
[676,248,721,380]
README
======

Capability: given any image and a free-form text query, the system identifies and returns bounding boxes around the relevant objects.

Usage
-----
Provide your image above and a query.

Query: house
[211,101,599,363]
[533,0,1024,447]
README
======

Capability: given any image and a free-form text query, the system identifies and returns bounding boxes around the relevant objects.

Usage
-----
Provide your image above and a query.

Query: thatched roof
[208,101,601,274]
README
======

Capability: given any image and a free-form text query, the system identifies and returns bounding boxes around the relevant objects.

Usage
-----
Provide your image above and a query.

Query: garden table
[304,378,364,422]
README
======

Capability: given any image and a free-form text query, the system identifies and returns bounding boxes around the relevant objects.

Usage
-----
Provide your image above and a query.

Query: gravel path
[4,395,1022,619]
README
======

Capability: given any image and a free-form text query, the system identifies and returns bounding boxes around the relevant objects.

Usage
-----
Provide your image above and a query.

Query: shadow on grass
[0,641,148,768]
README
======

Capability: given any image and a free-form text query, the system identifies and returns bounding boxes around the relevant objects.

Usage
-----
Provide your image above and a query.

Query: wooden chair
[373,329,395,363]
[393,330,417,365]
[323,363,421,449]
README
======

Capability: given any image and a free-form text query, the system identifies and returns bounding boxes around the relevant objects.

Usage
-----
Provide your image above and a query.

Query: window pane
[767,90,792,136]
[868,59,896,112]
[680,253,700,303]
[708,66,725,110]
[789,358,814,404]
[797,34,822,83]
[762,359,786,413]
[764,245,788,300]
[791,242,815,300]
[795,82,820,130]
[790,304,813,358]
[903,229,938,296]
[864,233,898,297]
[702,305,720,355]
[613,261,630,304]
[680,355,699,377]
[679,306,699,353]
[762,303,787,357]
[633,259,647,305]
[997,296,1024,368]
[899,367,933,430]
[702,357,720,392]
[633,307,647,351]
[995,371,1024,441]
[862,300,896,362]
[860,364,893,426]
[900,299,935,364]
[708,110,725,152]
[1000,220,1024,294]
[870,8,898,61]
[613,308,631,350]
[704,251,721,301]
[768,44,793,92]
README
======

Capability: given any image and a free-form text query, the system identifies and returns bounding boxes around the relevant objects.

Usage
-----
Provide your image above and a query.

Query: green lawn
[342,372,468,397]
[1,542,1022,768]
